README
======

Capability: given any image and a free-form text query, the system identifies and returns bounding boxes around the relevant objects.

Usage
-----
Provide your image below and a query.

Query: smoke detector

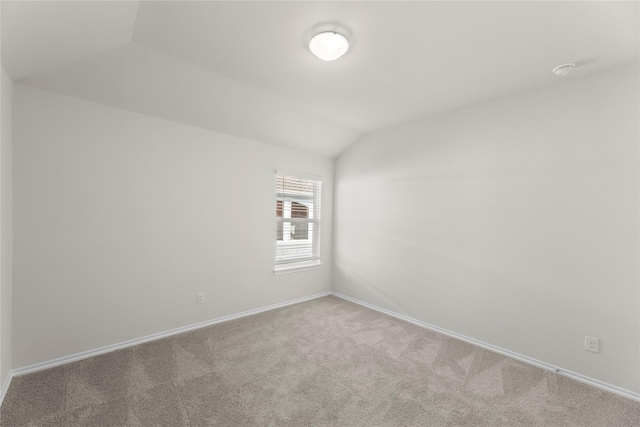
[552,63,575,77]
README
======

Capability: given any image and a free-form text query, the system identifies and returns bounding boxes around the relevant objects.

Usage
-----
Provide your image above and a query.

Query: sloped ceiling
[2,1,639,158]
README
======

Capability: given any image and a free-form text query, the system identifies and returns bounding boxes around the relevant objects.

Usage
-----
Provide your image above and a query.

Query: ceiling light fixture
[552,63,575,77]
[309,32,349,61]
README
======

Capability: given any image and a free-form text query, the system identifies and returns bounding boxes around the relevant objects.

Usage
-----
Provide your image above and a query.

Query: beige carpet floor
[1,295,639,426]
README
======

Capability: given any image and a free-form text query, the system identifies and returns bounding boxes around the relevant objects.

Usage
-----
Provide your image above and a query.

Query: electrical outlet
[197,292,205,304]
[585,336,599,353]
[345,274,350,284]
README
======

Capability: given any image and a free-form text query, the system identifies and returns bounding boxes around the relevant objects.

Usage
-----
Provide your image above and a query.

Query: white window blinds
[275,172,322,265]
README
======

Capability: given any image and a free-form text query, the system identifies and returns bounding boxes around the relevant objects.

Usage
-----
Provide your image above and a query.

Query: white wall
[13,84,333,368]
[333,64,640,393]
[1,66,14,386]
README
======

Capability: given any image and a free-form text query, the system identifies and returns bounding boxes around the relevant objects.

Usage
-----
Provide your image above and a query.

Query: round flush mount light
[309,32,349,61]
[552,63,575,77]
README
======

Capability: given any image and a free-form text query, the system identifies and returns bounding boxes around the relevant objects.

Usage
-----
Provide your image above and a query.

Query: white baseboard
[331,291,640,402]
[3,290,638,407]
[7,291,332,382]
[0,371,12,407]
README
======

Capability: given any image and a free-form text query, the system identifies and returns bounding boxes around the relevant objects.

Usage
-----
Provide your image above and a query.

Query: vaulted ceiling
[2,1,638,158]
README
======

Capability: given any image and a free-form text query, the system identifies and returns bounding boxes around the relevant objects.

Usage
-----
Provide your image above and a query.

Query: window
[274,171,322,274]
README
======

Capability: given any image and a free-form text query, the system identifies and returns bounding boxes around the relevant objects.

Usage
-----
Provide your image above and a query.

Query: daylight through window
[275,172,321,270]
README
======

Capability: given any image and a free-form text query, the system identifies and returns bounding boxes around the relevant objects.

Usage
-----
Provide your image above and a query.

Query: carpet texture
[1,295,639,426]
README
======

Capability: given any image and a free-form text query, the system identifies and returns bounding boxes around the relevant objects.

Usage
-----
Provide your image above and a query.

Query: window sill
[273,261,321,275]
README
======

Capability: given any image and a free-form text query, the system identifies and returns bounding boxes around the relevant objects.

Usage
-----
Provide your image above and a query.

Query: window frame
[273,170,322,275]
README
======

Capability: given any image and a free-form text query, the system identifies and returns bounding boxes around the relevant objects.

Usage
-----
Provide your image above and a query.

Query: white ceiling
[2,1,639,158]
